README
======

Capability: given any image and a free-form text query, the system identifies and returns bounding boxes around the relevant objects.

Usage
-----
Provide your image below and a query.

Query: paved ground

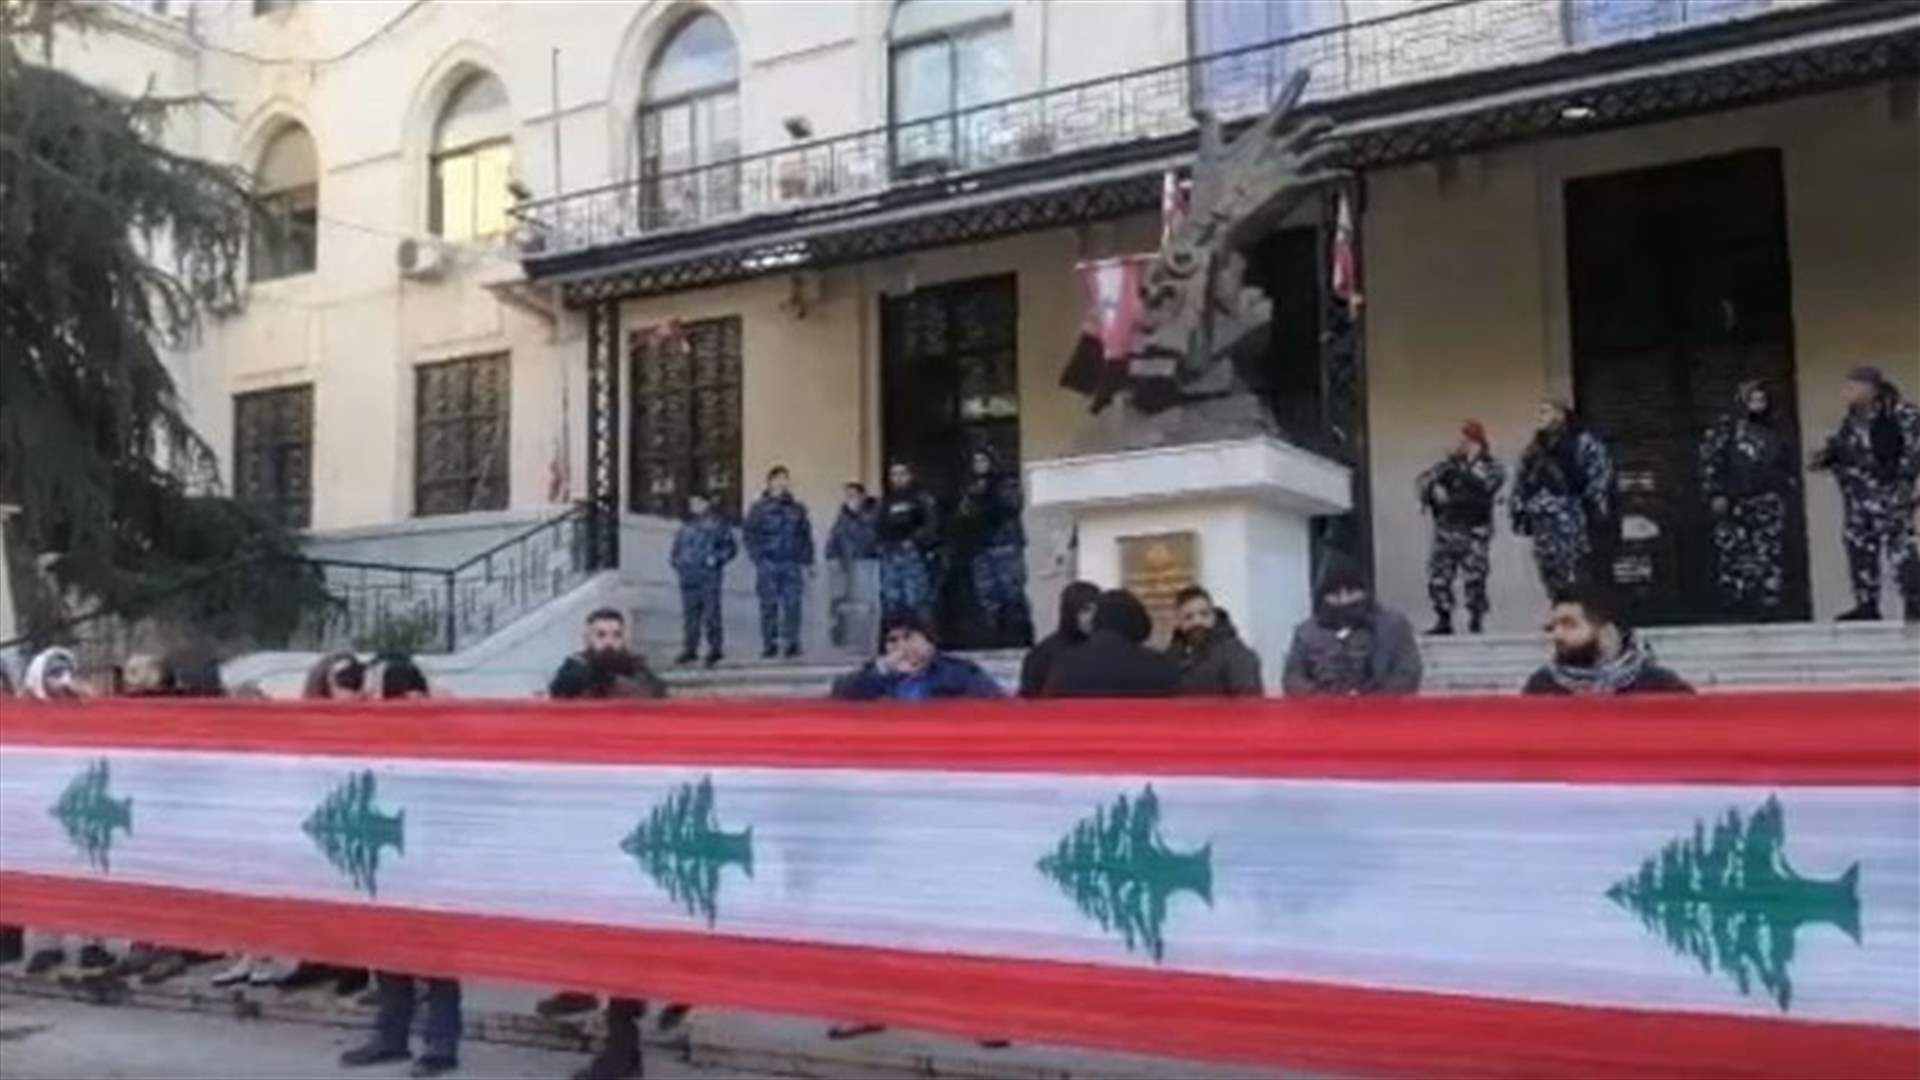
[0,993,743,1080]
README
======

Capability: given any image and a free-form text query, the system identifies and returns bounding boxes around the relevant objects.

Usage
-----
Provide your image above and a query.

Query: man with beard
[953,446,1032,646]
[549,608,666,699]
[1523,586,1691,695]
[876,461,942,627]
[1281,556,1422,697]
[1511,399,1616,596]
[1168,586,1263,696]
[1811,365,1920,621]
[1698,380,1798,621]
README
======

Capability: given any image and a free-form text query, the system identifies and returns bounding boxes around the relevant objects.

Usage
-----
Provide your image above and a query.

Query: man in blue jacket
[670,494,737,667]
[744,465,815,659]
[830,613,1003,701]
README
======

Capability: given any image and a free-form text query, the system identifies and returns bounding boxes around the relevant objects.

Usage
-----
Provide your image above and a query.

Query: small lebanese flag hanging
[1075,256,1151,362]
[1160,168,1191,249]
[1330,190,1362,317]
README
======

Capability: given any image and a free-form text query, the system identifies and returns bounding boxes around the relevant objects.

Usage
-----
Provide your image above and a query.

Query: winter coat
[744,492,815,566]
[825,500,879,563]
[1522,637,1693,696]
[955,470,1026,552]
[1019,630,1082,698]
[670,514,738,582]
[1512,426,1615,536]
[1700,407,1796,503]
[877,487,941,552]
[1169,612,1264,696]
[1043,631,1183,698]
[1814,391,1920,504]
[1281,607,1423,697]
[830,653,1005,701]
[1418,452,1506,531]
[549,650,668,700]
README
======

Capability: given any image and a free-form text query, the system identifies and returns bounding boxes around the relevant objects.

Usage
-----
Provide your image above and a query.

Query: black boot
[704,650,723,669]
[1837,603,1882,622]
[783,643,801,659]
[1468,611,1485,635]
[761,643,778,660]
[1425,612,1454,636]
[673,650,696,666]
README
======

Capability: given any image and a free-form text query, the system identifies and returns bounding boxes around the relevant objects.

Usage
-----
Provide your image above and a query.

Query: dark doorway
[880,274,1021,647]
[1565,148,1810,626]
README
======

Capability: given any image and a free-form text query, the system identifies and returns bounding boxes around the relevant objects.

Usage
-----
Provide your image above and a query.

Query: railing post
[443,571,457,654]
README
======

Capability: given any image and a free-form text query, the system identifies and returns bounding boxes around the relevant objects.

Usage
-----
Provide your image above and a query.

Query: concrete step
[664,651,1026,699]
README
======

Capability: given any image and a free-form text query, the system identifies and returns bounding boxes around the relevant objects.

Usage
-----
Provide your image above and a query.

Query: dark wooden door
[881,274,1021,646]
[1565,148,1809,625]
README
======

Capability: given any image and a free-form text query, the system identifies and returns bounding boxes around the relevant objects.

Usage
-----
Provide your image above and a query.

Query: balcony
[514,0,1904,291]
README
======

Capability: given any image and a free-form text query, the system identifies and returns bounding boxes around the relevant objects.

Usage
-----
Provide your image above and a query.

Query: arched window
[251,123,318,282]
[638,11,740,227]
[889,0,1011,172]
[430,72,513,241]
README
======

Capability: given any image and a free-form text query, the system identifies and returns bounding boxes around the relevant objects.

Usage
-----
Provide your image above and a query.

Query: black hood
[1091,590,1153,645]
[1055,581,1101,641]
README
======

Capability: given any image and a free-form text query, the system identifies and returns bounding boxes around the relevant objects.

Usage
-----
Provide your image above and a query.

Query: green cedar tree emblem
[302,770,405,897]
[620,776,754,927]
[49,758,132,872]
[1037,784,1213,962]
[1607,795,1861,1012]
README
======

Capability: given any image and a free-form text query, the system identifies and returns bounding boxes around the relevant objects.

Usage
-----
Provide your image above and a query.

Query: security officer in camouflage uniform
[1417,420,1506,635]
[1811,365,1920,621]
[670,492,737,666]
[1699,380,1797,622]
[954,446,1033,647]
[1512,399,1616,598]
[877,461,941,629]
[743,465,815,658]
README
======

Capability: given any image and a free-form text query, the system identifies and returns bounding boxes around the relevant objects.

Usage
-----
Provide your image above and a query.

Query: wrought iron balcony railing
[512,0,1802,260]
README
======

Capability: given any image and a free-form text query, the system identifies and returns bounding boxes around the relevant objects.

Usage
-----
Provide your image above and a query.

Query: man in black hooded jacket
[1042,589,1181,698]
[1019,581,1099,697]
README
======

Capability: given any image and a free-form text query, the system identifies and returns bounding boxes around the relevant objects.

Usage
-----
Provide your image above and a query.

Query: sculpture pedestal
[1026,437,1351,691]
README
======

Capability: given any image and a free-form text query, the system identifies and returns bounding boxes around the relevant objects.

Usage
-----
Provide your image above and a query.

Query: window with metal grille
[414,354,510,517]
[629,317,742,519]
[233,385,313,529]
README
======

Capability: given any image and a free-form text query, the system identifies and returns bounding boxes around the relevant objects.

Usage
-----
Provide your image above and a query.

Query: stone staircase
[663,650,1026,698]
[1421,621,1920,694]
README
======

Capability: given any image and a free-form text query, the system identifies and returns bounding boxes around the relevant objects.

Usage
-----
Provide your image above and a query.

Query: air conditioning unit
[397,237,449,281]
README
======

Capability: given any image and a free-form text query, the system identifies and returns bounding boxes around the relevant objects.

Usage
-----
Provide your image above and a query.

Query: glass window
[638,12,740,229]
[233,385,314,529]
[430,72,513,242]
[1189,0,1345,116]
[889,0,1012,172]
[250,124,318,282]
[1563,0,1681,44]
[415,355,511,517]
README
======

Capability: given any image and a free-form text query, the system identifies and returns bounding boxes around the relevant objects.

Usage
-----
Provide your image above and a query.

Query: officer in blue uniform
[877,461,941,628]
[743,465,815,658]
[954,446,1032,646]
[670,492,737,666]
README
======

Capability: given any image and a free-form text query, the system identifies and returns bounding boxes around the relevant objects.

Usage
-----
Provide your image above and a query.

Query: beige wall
[1366,83,1920,629]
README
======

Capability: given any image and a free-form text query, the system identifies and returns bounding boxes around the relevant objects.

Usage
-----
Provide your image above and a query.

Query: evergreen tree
[1607,795,1860,1012]
[0,2,323,644]
[1037,785,1212,962]
[302,770,404,897]
[48,757,131,872]
[620,776,753,927]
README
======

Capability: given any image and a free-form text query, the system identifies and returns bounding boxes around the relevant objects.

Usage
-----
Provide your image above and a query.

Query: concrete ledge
[1027,436,1352,517]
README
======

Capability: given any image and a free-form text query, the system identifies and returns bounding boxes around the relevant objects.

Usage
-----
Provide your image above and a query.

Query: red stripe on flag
[3,872,1911,1079]
[3,693,1917,784]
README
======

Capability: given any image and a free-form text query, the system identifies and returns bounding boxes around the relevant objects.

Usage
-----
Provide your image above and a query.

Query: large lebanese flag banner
[3,693,1917,1077]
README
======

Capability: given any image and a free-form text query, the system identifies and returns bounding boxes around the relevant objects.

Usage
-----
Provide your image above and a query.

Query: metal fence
[512,0,1794,259]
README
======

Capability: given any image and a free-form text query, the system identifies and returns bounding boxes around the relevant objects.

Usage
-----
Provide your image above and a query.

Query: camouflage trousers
[1528,501,1592,595]
[1427,525,1491,617]
[1842,489,1918,608]
[679,578,722,656]
[879,545,935,626]
[755,561,805,651]
[970,545,1031,636]
[1712,493,1786,614]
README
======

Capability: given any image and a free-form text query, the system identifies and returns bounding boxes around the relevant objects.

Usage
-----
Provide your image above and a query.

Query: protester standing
[1281,556,1423,697]
[1043,590,1182,698]
[339,655,462,1079]
[825,481,880,650]
[1018,581,1099,698]
[877,461,941,628]
[1699,380,1798,621]
[1511,399,1616,596]
[743,466,815,658]
[954,446,1032,647]
[671,492,737,666]
[1168,586,1263,696]
[1522,586,1692,695]
[1811,365,1920,621]
[830,613,1003,701]
[1418,420,1506,634]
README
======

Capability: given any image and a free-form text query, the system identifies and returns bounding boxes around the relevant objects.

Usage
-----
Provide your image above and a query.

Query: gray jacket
[1281,607,1423,697]
[1170,614,1264,697]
